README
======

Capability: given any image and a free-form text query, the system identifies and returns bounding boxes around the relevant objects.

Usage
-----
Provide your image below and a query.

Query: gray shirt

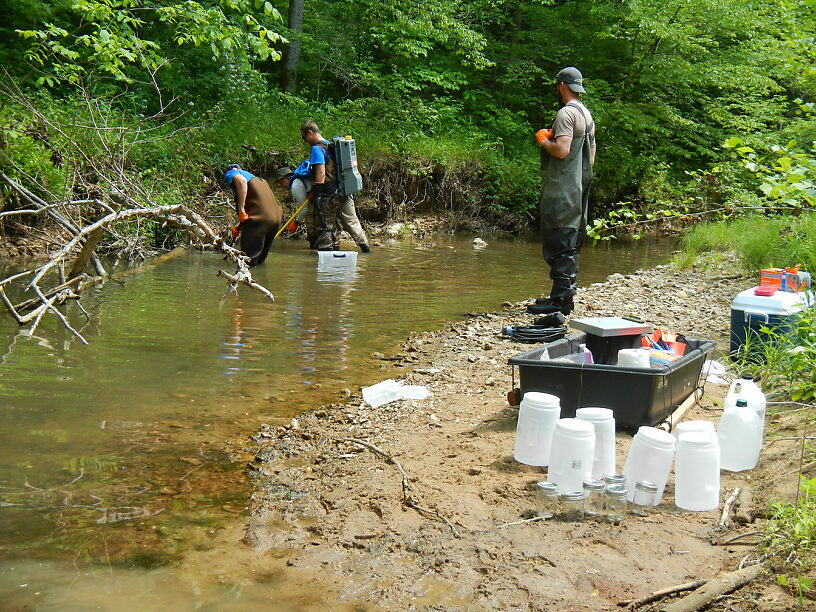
[552,101,595,151]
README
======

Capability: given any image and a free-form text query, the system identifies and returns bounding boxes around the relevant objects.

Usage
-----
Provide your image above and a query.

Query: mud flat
[244,255,803,610]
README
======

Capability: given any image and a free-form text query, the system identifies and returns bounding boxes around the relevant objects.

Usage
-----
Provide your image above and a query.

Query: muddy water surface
[0,235,674,609]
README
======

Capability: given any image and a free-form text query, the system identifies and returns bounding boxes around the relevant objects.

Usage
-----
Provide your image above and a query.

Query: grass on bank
[677,213,816,602]
[673,212,816,273]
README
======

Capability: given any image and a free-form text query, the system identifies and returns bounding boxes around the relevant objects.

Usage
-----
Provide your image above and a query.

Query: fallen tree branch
[346,437,460,537]
[1,201,274,341]
[717,531,762,546]
[662,564,763,612]
[717,487,741,530]
[617,579,708,609]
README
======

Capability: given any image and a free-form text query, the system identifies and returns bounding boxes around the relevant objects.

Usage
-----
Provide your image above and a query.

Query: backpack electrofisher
[331,136,363,197]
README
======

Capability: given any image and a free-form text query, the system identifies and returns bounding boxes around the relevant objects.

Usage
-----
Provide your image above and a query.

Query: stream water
[0,234,675,609]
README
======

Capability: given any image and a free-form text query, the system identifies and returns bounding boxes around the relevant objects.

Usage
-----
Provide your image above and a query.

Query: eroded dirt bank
[242,254,805,610]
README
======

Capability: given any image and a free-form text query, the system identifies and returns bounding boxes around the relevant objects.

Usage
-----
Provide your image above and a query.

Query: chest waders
[312,191,342,251]
[538,102,594,301]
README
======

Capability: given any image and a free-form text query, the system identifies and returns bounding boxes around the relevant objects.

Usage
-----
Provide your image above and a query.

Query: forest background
[0,0,814,247]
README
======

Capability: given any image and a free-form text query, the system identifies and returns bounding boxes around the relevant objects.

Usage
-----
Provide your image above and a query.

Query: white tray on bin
[317,251,358,270]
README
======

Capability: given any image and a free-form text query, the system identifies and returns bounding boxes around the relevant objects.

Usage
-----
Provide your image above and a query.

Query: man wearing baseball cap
[528,66,596,316]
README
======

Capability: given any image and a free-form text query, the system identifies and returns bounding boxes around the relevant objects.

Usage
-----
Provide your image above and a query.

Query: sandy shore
[241,255,804,610]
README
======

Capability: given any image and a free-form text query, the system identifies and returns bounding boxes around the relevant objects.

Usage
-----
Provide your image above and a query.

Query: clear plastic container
[632,480,658,516]
[547,418,596,493]
[575,407,616,479]
[622,426,676,503]
[513,392,561,467]
[718,399,762,472]
[560,491,585,521]
[675,432,720,511]
[725,374,767,439]
[604,484,628,522]
[674,420,716,440]
[582,479,606,518]
[534,481,559,519]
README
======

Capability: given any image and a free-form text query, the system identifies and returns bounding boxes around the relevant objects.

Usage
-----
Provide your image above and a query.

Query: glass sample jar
[560,491,585,521]
[582,479,606,518]
[534,481,559,519]
[632,480,658,516]
[604,484,628,522]
[603,473,626,487]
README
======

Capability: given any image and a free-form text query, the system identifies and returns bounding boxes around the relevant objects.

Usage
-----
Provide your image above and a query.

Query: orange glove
[238,209,249,222]
[535,128,553,145]
[230,225,240,238]
[287,221,299,233]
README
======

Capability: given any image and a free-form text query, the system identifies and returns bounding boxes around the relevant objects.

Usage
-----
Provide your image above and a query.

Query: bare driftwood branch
[0,201,274,341]
[717,487,741,530]
[617,579,709,609]
[346,437,461,537]
[662,564,763,612]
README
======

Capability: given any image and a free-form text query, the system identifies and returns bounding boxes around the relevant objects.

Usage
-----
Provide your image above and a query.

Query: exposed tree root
[345,437,461,537]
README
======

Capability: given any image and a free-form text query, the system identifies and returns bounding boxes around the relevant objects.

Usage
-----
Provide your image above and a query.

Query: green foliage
[724,137,816,209]
[765,475,816,606]
[15,0,285,87]
[1,0,815,223]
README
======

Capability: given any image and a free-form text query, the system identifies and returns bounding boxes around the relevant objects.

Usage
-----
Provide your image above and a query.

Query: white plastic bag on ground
[703,360,728,385]
[362,379,430,407]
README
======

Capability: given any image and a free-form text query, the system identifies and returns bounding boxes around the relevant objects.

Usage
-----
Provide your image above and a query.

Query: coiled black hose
[510,326,566,344]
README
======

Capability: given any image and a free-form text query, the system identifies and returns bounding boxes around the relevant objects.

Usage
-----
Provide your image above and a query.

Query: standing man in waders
[528,67,596,316]
[300,121,370,252]
[224,164,283,266]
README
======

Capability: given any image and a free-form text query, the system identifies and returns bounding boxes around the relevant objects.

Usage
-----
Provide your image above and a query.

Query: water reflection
[0,234,676,606]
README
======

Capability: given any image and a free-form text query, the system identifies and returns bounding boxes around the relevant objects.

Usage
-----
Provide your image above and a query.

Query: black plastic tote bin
[508,332,716,430]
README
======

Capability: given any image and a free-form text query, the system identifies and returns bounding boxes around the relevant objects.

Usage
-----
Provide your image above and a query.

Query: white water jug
[718,399,762,472]
[623,426,676,504]
[675,431,720,511]
[547,418,596,493]
[724,375,767,437]
[575,407,616,479]
[514,392,561,466]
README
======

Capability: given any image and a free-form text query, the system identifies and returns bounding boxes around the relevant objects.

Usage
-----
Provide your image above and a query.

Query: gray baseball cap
[555,67,585,93]
[274,166,293,180]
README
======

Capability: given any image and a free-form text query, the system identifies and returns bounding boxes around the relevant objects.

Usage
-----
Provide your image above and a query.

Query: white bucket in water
[547,418,596,494]
[622,426,676,504]
[675,431,720,511]
[575,407,616,479]
[513,392,561,467]
[317,251,358,270]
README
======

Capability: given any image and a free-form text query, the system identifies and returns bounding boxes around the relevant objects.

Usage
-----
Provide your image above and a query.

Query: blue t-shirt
[224,168,255,191]
[308,139,331,168]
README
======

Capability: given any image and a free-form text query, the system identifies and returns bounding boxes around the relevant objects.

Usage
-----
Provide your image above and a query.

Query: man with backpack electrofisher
[528,67,596,316]
[293,120,370,252]
[224,164,283,266]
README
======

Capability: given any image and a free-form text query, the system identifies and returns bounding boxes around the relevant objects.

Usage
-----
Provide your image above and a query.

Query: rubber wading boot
[527,297,574,315]
[360,243,371,253]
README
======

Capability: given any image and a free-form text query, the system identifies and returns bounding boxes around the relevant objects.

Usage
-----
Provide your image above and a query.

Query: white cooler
[730,286,813,358]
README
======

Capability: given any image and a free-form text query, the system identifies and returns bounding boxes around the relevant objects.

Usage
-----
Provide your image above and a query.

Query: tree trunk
[280,0,304,93]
